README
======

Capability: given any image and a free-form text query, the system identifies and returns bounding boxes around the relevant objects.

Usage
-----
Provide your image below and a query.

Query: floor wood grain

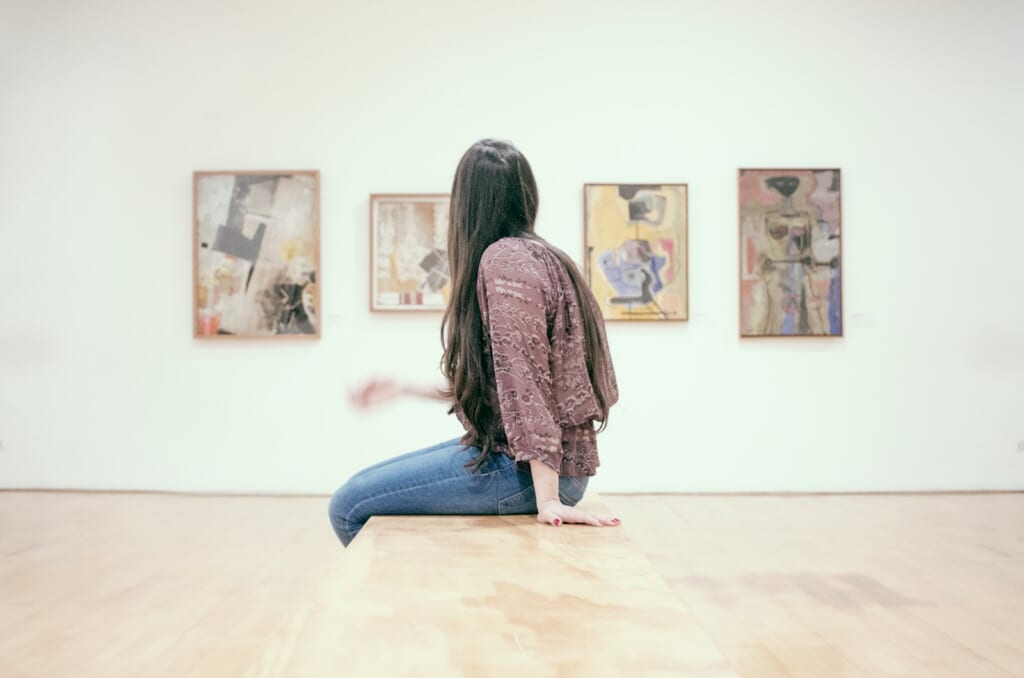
[1,491,1021,676]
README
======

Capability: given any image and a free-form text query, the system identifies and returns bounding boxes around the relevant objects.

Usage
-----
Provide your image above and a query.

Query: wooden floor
[1,491,1022,677]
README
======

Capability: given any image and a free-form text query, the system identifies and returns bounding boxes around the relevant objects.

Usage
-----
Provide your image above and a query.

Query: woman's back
[467,236,618,477]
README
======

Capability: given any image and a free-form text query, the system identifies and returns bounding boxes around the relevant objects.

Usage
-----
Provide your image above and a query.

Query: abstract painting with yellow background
[584,184,688,321]
[739,169,842,337]
[370,194,451,312]
[193,171,320,338]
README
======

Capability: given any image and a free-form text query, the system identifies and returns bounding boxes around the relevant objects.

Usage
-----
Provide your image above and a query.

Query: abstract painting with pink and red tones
[739,169,842,337]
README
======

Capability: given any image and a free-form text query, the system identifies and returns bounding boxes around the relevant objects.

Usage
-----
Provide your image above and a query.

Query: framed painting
[739,168,842,337]
[193,170,320,339]
[583,183,688,321]
[370,193,451,312]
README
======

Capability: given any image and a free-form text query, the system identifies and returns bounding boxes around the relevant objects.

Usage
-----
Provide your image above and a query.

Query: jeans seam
[349,437,465,481]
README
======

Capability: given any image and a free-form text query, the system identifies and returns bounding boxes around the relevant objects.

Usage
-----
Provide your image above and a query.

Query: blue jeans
[328,437,589,547]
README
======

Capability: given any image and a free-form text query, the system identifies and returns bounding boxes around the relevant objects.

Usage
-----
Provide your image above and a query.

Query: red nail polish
[553,518,562,526]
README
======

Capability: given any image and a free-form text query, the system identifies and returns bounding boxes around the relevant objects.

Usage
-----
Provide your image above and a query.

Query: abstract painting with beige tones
[193,171,319,338]
[584,184,688,321]
[739,169,841,337]
[370,194,451,312]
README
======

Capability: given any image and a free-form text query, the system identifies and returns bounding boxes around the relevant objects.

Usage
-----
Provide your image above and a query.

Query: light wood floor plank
[2,491,1022,677]
[604,493,1024,678]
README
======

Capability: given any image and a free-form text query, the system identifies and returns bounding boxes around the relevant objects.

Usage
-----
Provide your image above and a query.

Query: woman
[328,139,620,547]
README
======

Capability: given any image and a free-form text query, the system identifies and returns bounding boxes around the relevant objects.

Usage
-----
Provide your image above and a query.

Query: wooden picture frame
[369,193,451,312]
[738,168,843,338]
[193,170,321,339]
[583,183,689,322]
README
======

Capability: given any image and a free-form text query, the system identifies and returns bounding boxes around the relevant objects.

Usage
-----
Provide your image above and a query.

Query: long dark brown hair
[441,139,614,471]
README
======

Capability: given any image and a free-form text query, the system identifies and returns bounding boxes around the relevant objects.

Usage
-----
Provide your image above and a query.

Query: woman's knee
[328,479,367,547]
[558,476,588,506]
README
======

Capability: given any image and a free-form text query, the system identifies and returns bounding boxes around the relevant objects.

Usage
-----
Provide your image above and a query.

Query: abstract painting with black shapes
[370,194,451,312]
[584,184,689,321]
[739,169,841,337]
[194,171,320,338]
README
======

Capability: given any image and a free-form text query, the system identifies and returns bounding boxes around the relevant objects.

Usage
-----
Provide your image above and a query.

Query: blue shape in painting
[597,240,666,300]
[828,271,841,335]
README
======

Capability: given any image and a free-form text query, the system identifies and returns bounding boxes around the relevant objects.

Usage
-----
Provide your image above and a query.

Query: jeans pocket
[497,485,536,515]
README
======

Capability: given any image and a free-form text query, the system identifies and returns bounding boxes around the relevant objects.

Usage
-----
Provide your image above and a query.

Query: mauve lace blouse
[455,237,618,477]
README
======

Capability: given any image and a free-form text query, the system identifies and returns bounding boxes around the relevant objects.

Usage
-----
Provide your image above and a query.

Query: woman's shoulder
[481,236,539,259]
[480,237,550,275]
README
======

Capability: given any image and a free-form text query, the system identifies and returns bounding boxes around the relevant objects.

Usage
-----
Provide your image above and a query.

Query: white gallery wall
[1,0,1022,493]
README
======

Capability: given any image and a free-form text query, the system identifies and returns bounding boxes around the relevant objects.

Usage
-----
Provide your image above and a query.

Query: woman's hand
[347,378,405,410]
[347,378,449,410]
[536,499,620,528]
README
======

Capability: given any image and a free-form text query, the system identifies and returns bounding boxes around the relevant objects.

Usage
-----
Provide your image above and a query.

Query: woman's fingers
[569,507,613,527]
[537,506,561,526]
[347,379,401,409]
[347,387,366,408]
[543,505,621,527]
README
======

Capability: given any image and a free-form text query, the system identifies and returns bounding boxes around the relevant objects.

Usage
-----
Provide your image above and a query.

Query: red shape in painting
[658,239,675,284]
